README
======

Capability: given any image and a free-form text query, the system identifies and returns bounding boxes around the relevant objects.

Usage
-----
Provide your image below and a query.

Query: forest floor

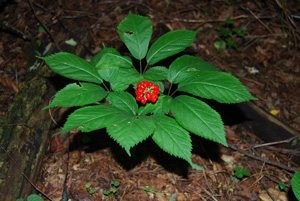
[0,0,299,200]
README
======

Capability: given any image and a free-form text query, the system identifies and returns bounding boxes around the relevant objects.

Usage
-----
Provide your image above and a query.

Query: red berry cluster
[135,81,160,105]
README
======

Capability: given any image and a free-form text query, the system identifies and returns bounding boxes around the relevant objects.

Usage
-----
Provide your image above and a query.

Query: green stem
[167,83,173,96]
[139,59,142,74]
[170,89,177,97]
[102,82,110,91]
[143,63,149,74]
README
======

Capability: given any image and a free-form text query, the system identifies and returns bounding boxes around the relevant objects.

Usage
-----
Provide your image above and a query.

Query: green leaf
[98,67,119,82]
[103,188,117,196]
[62,105,125,133]
[152,115,192,164]
[171,95,226,146]
[138,95,172,115]
[107,115,155,156]
[143,66,168,81]
[233,166,251,179]
[178,71,255,103]
[95,53,133,69]
[143,186,158,193]
[278,182,288,192]
[90,47,120,67]
[214,40,226,50]
[27,194,44,201]
[232,28,247,37]
[111,180,120,187]
[110,68,141,91]
[218,27,230,38]
[43,52,102,83]
[85,183,92,189]
[167,55,217,83]
[224,17,234,26]
[117,14,152,60]
[291,172,300,201]
[146,30,196,65]
[65,38,77,47]
[225,38,237,49]
[45,82,107,108]
[107,91,138,114]
[38,26,46,33]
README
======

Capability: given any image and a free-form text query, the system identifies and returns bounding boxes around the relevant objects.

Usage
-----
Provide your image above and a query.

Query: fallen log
[0,62,55,201]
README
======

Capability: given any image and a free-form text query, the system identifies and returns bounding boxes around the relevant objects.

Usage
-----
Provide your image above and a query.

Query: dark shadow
[47,74,74,91]
[0,1,16,15]
[287,187,298,201]
[69,129,112,152]
[68,131,190,177]
[149,139,189,177]
[191,135,222,163]
[110,138,190,177]
[206,100,250,126]
[238,103,297,143]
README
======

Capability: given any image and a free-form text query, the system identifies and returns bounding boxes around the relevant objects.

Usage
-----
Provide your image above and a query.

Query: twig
[250,136,298,149]
[273,0,299,31]
[27,0,61,50]
[228,144,297,173]
[47,97,58,126]
[61,139,70,201]
[261,178,276,201]
[272,0,300,47]
[119,185,128,201]
[169,15,249,24]
[244,33,288,39]
[250,174,264,189]
[240,77,264,87]
[263,146,300,156]
[56,18,93,55]
[265,175,289,187]
[265,187,276,201]
[0,145,53,201]
[202,189,219,201]
[246,8,273,33]
[0,21,31,40]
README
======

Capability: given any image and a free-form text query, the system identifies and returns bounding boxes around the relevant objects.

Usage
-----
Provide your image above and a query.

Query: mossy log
[0,63,55,201]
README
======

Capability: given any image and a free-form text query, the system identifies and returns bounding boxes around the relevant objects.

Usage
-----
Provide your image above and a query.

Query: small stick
[170,15,249,23]
[203,189,219,201]
[261,178,276,201]
[263,146,300,155]
[246,8,273,33]
[251,136,298,149]
[0,21,31,40]
[27,0,61,50]
[228,144,297,173]
[61,139,70,201]
[0,145,53,201]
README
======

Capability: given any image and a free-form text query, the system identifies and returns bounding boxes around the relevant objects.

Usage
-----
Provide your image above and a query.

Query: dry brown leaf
[0,75,19,93]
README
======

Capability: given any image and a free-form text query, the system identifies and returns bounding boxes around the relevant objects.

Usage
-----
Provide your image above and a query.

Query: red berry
[135,81,160,105]
[152,88,159,95]
[150,94,158,102]
[136,95,142,101]
[141,98,147,105]
[137,88,144,93]
[145,92,151,100]
[141,81,148,86]
[137,83,145,89]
